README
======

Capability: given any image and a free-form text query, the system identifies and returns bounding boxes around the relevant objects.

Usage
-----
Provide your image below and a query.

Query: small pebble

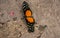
[0,13,4,17]
[36,26,38,28]
[43,25,47,28]
[15,0,17,1]
[0,8,2,12]
[13,17,17,21]
[0,24,3,28]
[10,11,14,16]
[19,32,22,37]
[38,25,47,31]
[0,22,5,25]
[20,25,22,26]
[21,18,24,20]
[7,20,10,22]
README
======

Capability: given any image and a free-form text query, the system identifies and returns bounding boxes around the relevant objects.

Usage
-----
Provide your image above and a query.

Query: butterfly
[22,1,35,32]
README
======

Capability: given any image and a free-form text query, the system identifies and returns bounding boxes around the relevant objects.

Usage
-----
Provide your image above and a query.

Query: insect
[22,1,35,32]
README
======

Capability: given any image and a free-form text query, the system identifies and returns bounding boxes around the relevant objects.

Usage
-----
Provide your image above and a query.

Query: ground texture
[0,0,60,38]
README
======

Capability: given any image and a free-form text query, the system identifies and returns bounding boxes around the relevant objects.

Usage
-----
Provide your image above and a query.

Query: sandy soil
[0,0,60,38]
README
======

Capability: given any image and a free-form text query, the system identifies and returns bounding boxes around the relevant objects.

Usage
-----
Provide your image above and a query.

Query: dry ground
[0,0,60,38]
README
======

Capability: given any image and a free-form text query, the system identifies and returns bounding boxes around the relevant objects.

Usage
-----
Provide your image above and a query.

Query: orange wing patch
[26,17,34,23]
[25,10,32,16]
[25,10,34,23]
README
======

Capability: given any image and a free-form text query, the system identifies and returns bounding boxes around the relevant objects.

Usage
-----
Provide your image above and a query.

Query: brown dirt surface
[0,0,60,38]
